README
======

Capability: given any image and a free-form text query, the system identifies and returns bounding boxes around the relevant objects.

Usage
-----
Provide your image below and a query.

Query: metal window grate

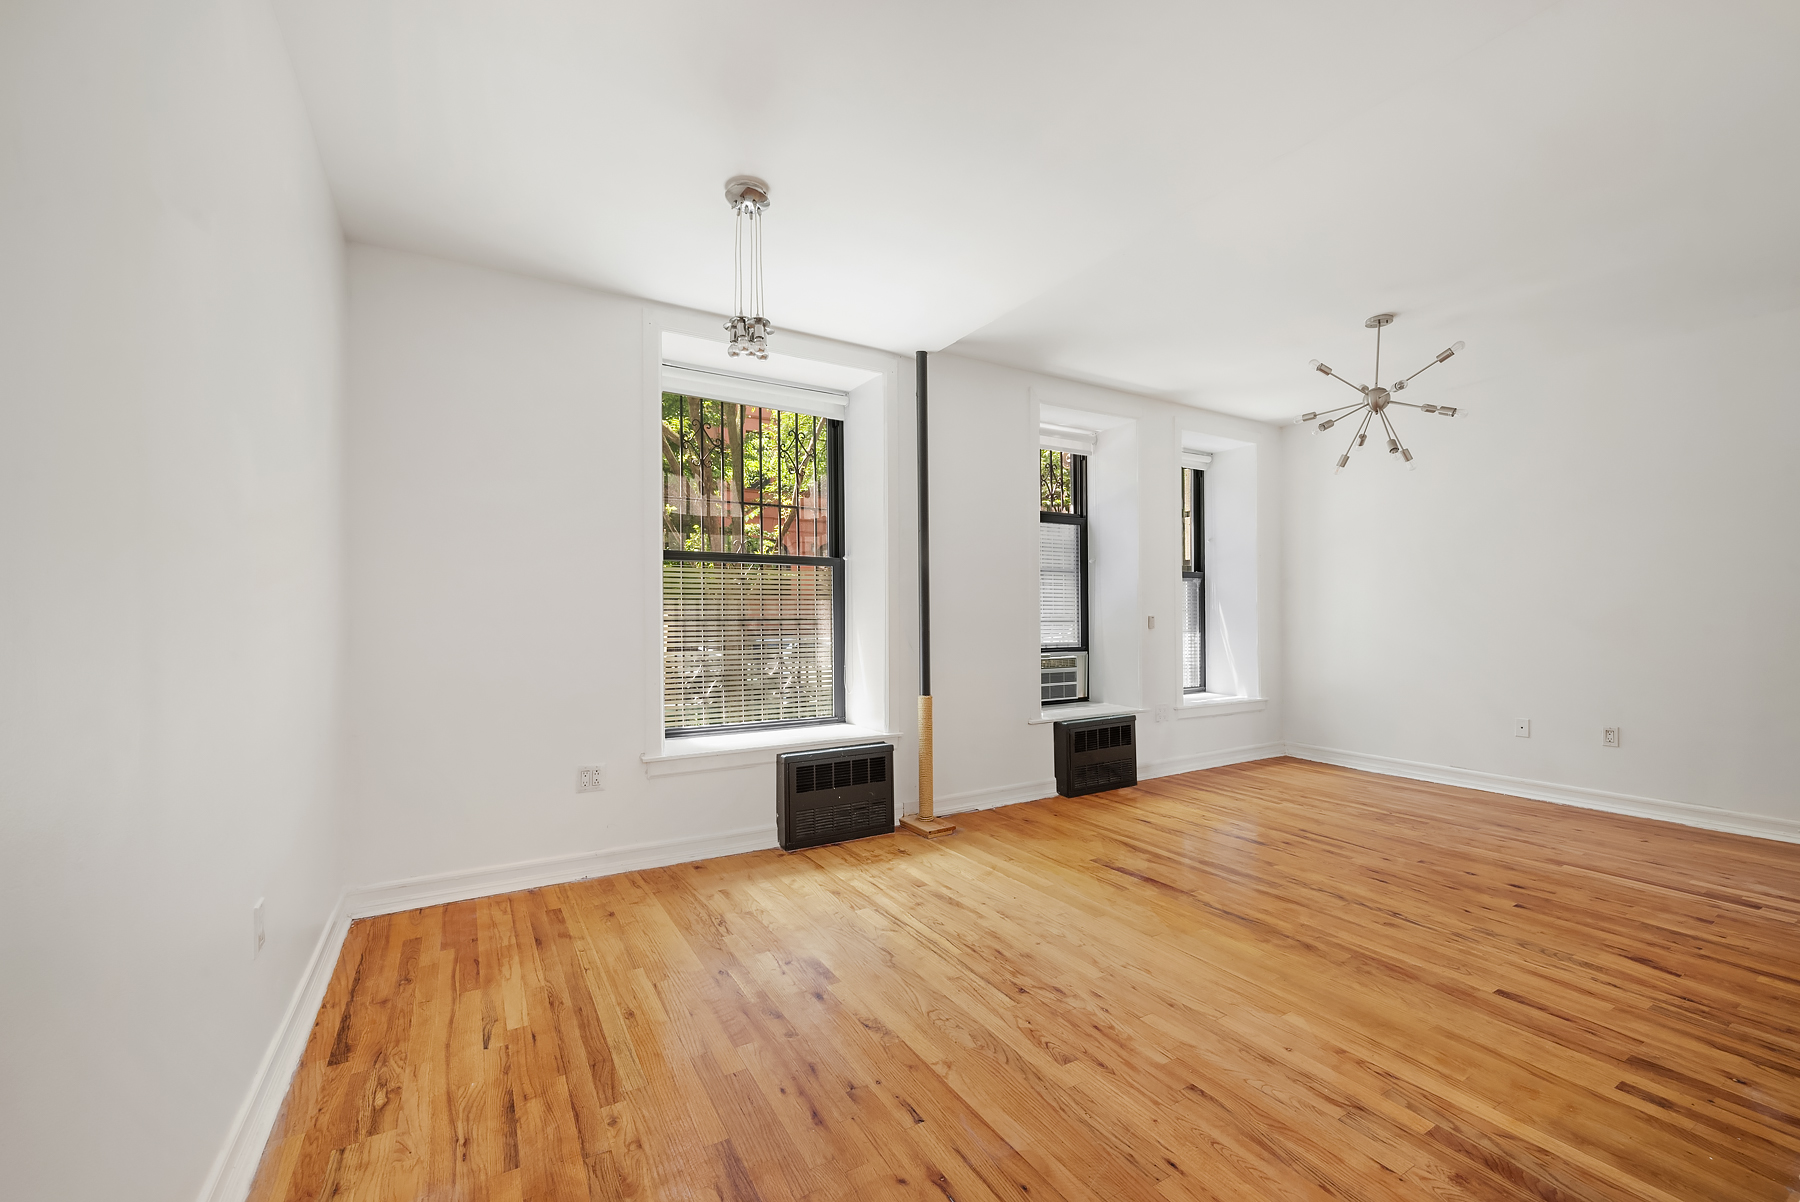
[1040,522,1083,649]
[662,395,830,557]
[663,559,836,731]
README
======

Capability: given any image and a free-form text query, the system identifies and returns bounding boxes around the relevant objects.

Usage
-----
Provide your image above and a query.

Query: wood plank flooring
[247,757,1800,1201]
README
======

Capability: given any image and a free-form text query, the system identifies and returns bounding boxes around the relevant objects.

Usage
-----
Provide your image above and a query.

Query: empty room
[5,1,1800,1199]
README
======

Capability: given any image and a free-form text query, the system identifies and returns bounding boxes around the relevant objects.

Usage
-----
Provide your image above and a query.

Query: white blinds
[1040,523,1083,648]
[662,560,836,730]
[1182,575,1205,691]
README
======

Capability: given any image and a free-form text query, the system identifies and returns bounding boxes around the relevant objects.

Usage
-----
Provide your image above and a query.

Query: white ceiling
[273,0,1800,422]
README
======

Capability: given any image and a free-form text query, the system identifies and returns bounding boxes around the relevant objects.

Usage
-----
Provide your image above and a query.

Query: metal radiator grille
[792,799,890,844]
[1071,759,1135,791]
[663,559,835,730]
[794,755,887,794]
[1072,723,1133,754]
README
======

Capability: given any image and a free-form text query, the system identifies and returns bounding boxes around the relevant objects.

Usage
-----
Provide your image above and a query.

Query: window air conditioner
[1040,651,1088,704]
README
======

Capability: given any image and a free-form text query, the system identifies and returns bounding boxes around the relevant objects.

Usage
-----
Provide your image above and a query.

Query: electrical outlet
[1514,718,1530,738]
[253,899,266,959]
[577,764,607,792]
[1155,704,1171,723]
[1603,727,1621,748]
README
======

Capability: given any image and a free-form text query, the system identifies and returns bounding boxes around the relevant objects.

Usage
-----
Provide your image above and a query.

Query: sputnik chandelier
[724,175,772,359]
[1300,313,1465,471]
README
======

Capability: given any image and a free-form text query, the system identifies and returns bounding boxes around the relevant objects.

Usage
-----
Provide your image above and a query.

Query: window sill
[1028,702,1148,726]
[642,723,902,778]
[1176,694,1267,719]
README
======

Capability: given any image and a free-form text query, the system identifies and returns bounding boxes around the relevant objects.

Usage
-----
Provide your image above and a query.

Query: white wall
[1283,310,1800,829]
[0,2,345,1199]
[899,356,1287,808]
[341,249,1285,886]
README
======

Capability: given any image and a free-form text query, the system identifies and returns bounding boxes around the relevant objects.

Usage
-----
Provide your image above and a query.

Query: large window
[1040,449,1087,652]
[1181,466,1205,693]
[661,393,843,735]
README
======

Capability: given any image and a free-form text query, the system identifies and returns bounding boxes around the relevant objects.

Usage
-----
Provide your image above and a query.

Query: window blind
[1182,575,1205,692]
[662,558,838,731]
[1040,522,1083,649]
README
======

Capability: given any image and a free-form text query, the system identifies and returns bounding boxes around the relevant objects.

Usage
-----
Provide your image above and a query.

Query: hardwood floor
[247,758,1800,1201]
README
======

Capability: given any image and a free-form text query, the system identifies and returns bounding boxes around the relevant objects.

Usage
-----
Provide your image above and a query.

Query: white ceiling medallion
[723,175,772,359]
[1300,314,1465,472]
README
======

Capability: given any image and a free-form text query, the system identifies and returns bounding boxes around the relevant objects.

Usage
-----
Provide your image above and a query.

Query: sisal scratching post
[899,352,956,840]
[901,696,953,837]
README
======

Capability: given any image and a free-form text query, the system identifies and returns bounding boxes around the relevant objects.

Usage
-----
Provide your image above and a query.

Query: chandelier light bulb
[1439,406,1459,417]
[1318,419,1335,431]
[1387,438,1399,453]
[1312,360,1332,375]
[1335,454,1350,471]
[1401,448,1414,463]
[1300,411,1317,422]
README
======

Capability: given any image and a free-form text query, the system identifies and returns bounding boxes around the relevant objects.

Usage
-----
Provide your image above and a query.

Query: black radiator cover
[1052,714,1138,798]
[776,742,896,852]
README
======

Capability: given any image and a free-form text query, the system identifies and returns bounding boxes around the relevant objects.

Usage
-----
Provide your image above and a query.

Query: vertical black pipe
[916,351,931,696]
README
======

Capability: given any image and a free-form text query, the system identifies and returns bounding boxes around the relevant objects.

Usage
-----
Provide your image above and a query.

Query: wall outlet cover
[1514,718,1530,738]
[1155,704,1171,722]
[578,764,607,792]
[1603,727,1621,748]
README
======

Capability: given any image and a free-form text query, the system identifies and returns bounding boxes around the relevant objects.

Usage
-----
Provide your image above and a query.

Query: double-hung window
[1040,447,1088,661]
[661,392,844,735]
[1181,465,1205,693]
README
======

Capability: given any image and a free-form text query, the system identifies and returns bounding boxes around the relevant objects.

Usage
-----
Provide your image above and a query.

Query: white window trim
[1177,694,1267,719]
[1027,703,1146,726]
[642,723,904,777]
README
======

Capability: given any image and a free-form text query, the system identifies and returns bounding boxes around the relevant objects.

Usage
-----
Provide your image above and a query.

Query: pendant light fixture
[723,175,772,359]
[1299,314,1466,471]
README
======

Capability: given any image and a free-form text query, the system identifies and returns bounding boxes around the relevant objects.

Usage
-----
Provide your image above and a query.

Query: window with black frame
[1040,449,1087,655]
[1181,466,1205,693]
[661,392,843,735]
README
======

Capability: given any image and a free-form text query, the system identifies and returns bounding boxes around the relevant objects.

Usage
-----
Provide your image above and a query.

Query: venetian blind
[662,559,837,730]
[1039,523,1083,649]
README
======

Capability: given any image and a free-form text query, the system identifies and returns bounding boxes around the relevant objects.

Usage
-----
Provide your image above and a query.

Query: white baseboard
[930,777,1058,816]
[1141,740,1286,780]
[1286,742,1800,845]
[345,824,779,919]
[196,893,352,1202]
[920,741,1286,818]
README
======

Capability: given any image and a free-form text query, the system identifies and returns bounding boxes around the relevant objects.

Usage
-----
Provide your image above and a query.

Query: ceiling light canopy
[724,175,772,360]
[1299,314,1466,472]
